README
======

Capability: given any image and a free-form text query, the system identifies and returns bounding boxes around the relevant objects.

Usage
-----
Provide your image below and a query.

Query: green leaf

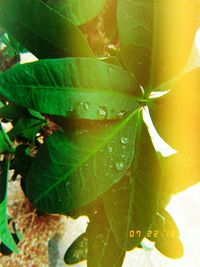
[0,158,19,253]
[87,203,125,267]
[13,145,33,178]
[64,233,88,265]
[103,121,162,250]
[0,104,27,121]
[148,209,184,259]
[8,118,46,142]
[0,123,14,153]
[0,0,93,59]
[0,131,10,154]
[117,0,198,89]
[26,109,141,213]
[0,58,140,118]
[149,68,200,158]
[46,0,106,26]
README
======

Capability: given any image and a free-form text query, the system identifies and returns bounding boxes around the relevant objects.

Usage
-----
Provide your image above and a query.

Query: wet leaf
[26,110,140,213]
[0,58,140,118]
[104,121,162,250]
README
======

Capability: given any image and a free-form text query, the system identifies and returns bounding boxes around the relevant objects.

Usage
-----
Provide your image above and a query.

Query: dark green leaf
[0,159,19,253]
[8,118,46,142]
[117,0,198,88]
[46,0,106,26]
[64,233,88,265]
[0,123,14,153]
[0,0,93,59]
[13,145,33,178]
[103,121,162,250]
[87,203,125,267]
[0,131,10,154]
[0,104,27,121]
[0,58,140,118]
[26,109,140,213]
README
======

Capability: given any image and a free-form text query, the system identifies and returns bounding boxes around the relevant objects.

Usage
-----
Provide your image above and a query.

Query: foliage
[0,0,199,266]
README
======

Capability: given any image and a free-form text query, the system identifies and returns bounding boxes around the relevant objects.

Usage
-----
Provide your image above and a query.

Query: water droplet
[116,110,127,119]
[83,102,90,111]
[115,161,124,171]
[97,106,107,120]
[84,163,89,167]
[108,67,114,74]
[120,136,129,144]
[107,146,113,153]
[105,173,109,177]
[121,154,125,159]
[65,181,70,187]
[109,164,113,168]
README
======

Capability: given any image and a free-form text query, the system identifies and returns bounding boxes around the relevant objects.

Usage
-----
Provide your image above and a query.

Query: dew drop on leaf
[115,161,124,171]
[108,66,114,74]
[120,136,129,144]
[97,106,107,120]
[107,146,113,153]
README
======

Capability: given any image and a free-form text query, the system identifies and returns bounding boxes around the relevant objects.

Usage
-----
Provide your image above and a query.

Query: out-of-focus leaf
[0,58,140,118]
[160,153,200,194]
[117,0,199,89]
[87,203,125,267]
[0,0,93,59]
[46,0,106,26]
[0,159,19,253]
[26,109,140,213]
[103,121,162,250]
[147,209,184,259]
[64,233,88,265]
[150,68,200,159]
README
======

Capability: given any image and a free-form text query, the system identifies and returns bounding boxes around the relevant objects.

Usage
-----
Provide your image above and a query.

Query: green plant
[0,0,200,266]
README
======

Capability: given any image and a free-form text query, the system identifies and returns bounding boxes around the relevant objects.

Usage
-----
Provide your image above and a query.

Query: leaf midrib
[33,108,141,205]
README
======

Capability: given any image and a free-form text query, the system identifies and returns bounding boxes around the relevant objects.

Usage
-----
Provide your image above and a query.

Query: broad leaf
[87,203,125,267]
[0,0,93,59]
[103,121,162,250]
[0,58,140,117]
[0,159,19,253]
[0,104,28,121]
[117,0,198,89]
[13,145,33,178]
[46,0,106,26]
[148,209,184,259]
[26,109,141,213]
[160,153,200,194]
[150,68,200,159]
[64,233,88,265]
